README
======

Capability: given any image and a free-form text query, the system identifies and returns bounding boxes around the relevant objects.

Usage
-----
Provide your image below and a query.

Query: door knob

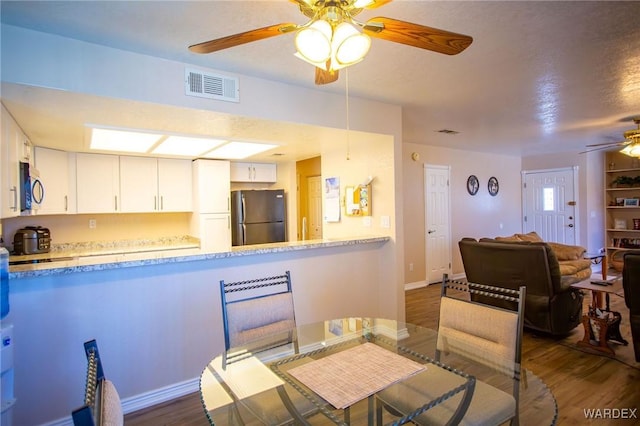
[568,224,574,228]
[428,230,436,234]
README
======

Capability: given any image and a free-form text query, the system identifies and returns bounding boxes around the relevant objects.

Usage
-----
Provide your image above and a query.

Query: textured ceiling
[1,0,640,159]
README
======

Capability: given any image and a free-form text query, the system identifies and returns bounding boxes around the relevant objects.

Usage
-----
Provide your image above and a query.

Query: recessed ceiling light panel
[90,127,163,153]
[152,136,227,157]
[203,141,278,159]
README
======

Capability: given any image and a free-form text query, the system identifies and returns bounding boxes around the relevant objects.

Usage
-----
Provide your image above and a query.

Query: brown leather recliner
[623,252,640,362]
[459,238,584,335]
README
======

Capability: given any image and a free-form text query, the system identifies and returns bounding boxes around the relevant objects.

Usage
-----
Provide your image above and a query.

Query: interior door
[424,165,452,283]
[307,176,323,240]
[522,167,578,244]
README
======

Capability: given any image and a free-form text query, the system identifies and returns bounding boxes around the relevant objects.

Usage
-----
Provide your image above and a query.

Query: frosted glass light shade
[295,20,332,63]
[332,22,371,66]
[620,142,640,157]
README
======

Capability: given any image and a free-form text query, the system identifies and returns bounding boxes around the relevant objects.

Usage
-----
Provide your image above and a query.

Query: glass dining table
[199,317,558,425]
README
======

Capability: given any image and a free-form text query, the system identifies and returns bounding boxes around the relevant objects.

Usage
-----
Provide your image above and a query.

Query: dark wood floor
[125,284,640,425]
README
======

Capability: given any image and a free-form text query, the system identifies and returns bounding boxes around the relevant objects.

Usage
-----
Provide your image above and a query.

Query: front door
[424,164,452,283]
[522,167,578,244]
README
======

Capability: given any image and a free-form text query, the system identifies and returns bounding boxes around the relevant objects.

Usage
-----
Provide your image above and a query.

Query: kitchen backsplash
[0,212,191,250]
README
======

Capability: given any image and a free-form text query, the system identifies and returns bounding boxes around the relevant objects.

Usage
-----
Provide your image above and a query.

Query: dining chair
[72,339,123,426]
[377,274,526,426]
[219,271,318,425]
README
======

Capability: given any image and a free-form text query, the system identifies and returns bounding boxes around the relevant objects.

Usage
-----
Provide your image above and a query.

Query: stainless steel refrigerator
[231,189,286,246]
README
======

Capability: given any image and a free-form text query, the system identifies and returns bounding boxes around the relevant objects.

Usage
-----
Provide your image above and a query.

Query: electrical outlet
[89,219,96,229]
[409,263,414,272]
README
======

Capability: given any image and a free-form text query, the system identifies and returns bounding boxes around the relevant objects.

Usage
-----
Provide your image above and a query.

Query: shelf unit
[604,151,640,270]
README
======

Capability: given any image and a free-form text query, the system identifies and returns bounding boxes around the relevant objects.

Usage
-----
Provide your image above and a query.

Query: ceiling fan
[581,117,640,155]
[188,0,473,85]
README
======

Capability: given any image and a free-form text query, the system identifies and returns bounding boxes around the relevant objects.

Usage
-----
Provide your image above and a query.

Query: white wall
[402,143,523,284]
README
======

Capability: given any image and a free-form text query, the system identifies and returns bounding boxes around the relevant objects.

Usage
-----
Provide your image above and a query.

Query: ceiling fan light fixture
[295,19,332,63]
[332,22,371,66]
[620,141,640,157]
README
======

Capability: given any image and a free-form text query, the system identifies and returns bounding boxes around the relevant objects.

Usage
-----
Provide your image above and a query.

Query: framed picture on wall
[624,198,639,207]
[467,175,479,195]
[488,176,499,196]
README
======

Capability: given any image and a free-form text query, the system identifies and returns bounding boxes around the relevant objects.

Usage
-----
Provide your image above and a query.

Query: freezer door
[241,190,285,224]
[238,222,285,246]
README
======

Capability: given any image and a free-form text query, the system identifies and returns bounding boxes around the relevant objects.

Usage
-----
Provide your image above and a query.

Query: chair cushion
[438,297,518,375]
[377,363,516,426]
[100,379,123,426]
[226,292,295,348]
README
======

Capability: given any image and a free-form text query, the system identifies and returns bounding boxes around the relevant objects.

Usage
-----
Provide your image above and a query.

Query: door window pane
[543,187,554,211]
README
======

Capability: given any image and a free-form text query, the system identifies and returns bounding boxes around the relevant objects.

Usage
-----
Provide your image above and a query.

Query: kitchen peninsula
[8,235,389,278]
[7,234,398,425]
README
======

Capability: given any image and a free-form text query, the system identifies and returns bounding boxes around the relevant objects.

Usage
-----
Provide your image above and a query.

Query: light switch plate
[363,217,372,227]
[381,216,390,228]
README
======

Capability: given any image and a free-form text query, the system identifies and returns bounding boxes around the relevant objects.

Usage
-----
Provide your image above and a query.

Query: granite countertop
[8,235,390,279]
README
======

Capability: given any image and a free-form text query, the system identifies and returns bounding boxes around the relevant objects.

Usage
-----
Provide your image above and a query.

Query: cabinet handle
[154,195,157,211]
[252,166,256,180]
[10,186,17,211]
[64,195,68,212]
[115,196,118,211]
[247,166,251,180]
[161,196,164,211]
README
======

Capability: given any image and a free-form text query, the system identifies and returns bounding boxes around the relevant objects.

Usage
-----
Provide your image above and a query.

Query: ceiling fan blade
[315,66,339,85]
[585,141,628,147]
[363,17,473,55]
[364,0,394,9]
[189,23,297,54]
[580,145,624,154]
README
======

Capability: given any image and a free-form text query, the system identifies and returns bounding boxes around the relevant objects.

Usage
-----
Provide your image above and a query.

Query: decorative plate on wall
[467,175,479,195]
[488,176,499,196]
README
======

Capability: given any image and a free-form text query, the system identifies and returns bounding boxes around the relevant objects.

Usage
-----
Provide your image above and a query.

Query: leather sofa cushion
[547,242,586,260]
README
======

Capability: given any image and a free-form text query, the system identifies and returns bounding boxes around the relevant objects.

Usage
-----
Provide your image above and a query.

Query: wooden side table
[571,278,628,357]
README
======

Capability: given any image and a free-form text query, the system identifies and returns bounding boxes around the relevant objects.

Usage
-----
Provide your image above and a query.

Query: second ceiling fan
[189,0,473,85]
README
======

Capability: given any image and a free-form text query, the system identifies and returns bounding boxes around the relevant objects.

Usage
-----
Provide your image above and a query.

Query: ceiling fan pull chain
[345,67,351,161]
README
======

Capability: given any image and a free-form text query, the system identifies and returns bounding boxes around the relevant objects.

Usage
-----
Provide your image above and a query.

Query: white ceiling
[1,0,640,159]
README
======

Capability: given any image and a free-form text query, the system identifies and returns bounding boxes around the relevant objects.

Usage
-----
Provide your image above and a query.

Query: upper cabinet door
[158,158,192,212]
[193,159,230,213]
[119,156,158,213]
[1,106,20,218]
[76,153,120,213]
[33,147,71,215]
[230,162,277,183]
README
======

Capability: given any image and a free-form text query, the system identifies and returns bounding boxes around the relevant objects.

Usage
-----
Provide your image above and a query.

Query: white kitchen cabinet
[230,162,277,183]
[1,105,32,218]
[192,213,231,253]
[157,158,192,212]
[191,159,231,251]
[117,156,194,213]
[119,156,157,213]
[193,159,230,213]
[76,153,120,213]
[33,147,72,215]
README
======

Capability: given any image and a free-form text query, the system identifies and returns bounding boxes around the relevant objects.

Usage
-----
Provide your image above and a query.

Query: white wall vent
[185,68,239,103]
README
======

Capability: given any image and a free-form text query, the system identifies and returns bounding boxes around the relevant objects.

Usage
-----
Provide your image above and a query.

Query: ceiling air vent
[185,68,239,103]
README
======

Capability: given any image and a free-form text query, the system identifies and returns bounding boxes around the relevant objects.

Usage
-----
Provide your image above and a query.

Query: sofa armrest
[559,275,582,292]
[547,242,586,261]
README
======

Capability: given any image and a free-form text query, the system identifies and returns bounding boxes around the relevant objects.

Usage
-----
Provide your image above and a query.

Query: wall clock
[466,175,479,195]
[488,176,499,196]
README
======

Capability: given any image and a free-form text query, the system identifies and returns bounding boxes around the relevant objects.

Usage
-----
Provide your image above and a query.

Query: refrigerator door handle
[241,195,246,222]
[241,223,246,245]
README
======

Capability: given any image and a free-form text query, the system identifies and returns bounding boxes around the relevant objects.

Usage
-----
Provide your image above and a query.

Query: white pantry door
[522,167,578,245]
[424,164,452,283]
[307,176,323,240]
